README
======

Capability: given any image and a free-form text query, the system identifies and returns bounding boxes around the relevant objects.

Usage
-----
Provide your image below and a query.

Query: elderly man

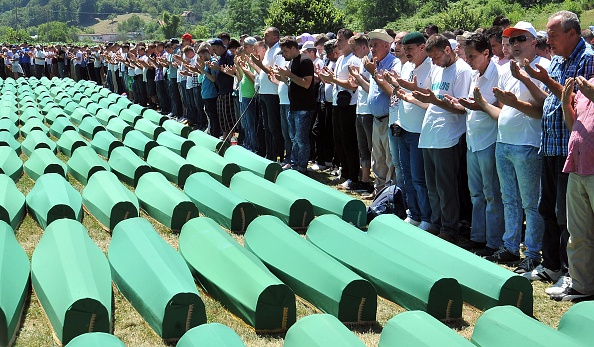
[522,11,594,289]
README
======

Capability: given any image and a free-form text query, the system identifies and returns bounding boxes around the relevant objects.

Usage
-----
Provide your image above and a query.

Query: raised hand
[575,76,594,102]
[561,77,575,106]
[523,61,549,82]
[396,75,418,91]
[411,88,437,104]
[510,60,530,82]
[493,87,518,106]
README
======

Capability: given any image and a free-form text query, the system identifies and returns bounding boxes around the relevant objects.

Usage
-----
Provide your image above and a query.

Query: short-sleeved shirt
[394,57,433,133]
[466,60,500,152]
[216,50,234,95]
[367,53,399,117]
[288,54,316,111]
[419,58,472,149]
[332,53,360,106]
[497,56,550,147]
[563,77,594,175]
[541,38,594,156]
[239,65,256,99]
[201,57,219,99]
[357,53,372,115]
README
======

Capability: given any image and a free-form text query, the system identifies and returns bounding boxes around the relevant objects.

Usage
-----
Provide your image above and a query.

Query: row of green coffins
[0,87,366,229]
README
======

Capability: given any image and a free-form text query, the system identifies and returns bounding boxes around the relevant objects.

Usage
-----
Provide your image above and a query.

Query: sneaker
[331,176,345,184]
[331,167,342,176]
[404,217,421,226]
[340,179,353,189]
[474,246,498,257]
[485,246,520,264]
[418,221,438,234]
[437,232,457,244]
[344,180,361,191]
[551,287,594,302]
[514,257,540,274]
[282,163,292,170]
[546,276,572,296]
[522,264,562,282]
[308,163,327,171]
[354,181,374,194]
[457,239,487,251]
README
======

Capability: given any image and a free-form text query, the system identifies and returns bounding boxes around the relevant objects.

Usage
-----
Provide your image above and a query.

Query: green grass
[10,130,574,346]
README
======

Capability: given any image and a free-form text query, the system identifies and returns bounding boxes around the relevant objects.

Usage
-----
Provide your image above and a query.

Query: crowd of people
[3,11,594,303]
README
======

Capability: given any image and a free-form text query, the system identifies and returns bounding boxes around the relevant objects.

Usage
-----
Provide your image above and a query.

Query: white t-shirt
[278,61,290,105]
[395,57,433,133]
[74,51,83,66]
[259,42,285,95]
[357,53,372,115]
[323,60,336,102]
[419,58,472,149]
[466,60,500,152]
[497,56,551,147]
[332,53,360,106]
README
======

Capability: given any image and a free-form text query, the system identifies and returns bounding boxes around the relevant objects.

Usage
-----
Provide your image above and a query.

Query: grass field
[9,137,576,346]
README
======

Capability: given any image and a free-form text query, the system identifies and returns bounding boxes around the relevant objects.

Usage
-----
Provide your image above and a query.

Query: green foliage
[117,14,146,33]
[192,24,211,39]
[36,21,79,42]
[161,11,181,39]
[2,27,30,42]
[226,0,266,35]
[344,0,414,31]
[265,0,345,35]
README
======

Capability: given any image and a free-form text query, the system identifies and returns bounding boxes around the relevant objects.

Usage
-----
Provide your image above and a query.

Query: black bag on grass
[366,184,406,223]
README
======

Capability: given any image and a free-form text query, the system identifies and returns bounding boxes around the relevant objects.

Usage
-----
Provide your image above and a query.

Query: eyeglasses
[509,35,529,45]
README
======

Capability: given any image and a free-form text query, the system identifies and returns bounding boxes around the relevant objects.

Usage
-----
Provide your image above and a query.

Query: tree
[192,24,210,39]
[36,21,78,42]
[226,0,264,35]
[161,11,181,38]
[266,0,344,36]
[118,14,146,33]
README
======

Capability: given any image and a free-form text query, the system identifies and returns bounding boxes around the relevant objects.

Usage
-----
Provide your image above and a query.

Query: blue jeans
[288,109,315,171]
[241,97,257,151]
[280,104,291,164]
[496,142,544,260]
[398,130,431,223]
[467,144,504,249]
[388,124,405,190]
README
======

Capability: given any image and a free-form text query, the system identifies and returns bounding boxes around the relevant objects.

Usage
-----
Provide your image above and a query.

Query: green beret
[402,32,426,45]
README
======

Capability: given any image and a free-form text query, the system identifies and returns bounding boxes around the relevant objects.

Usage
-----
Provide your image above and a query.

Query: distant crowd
[3,11,594,303]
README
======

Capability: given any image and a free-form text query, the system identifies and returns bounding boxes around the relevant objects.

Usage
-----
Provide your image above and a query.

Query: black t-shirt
[215,50,234,95]
[289,54,316,111]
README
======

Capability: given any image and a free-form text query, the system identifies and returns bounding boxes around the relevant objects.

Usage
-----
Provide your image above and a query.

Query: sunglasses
[509,35,529,44]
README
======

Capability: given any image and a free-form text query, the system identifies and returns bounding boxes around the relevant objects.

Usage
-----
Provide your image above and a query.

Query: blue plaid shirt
[541,38,594,156]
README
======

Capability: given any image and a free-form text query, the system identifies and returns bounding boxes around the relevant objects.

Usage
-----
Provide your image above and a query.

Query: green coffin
[379,311,474,347]
[184,173,256,232]
[106,117,133,141]
[245,216,377,323]
[117,109,142,125]
[179,217,296,332]
[185,146,240,187]
[0,148,23,182]
[108,146,152,187]
[62,101,79,116]
[19,108,43,124]
[24,148,68,181]
[0,111,18,125]
[98,98,113,110]
[224,145,282,182]
[307,215,463,320]
[162,119,192,138]
[109,218,206,339]
[82,171,139,231]
[276,170,367,228]
[123,130,158,159]
[64,333,125,347]
[177,323,245,347]
[146,146,195,188]
[135,172,199,232]
[142,109,167,125]
[471,306,583,347]
[135,118,165,140]
[56,130,90,157]
[284,314,366,347]
[89,94,104,105]
[31,219,112,345]
[367,215,533,315]
[187,130,229,154]
[21,130,56,157]
[67,146,110,185]
[20,117,49,137]
[0,221,30,347]
[45,107,67,125]
[0,175,26,231]
[116,97,133,109]
[129,103,148,116]
[557,301,594,345]
[0,130,21,155]
[26,173,82,229]
[230,171,314,229]
[41,102,59,115]
[49,117,76,139]
[86,103,102,116]
[0,119,19,139]
[90,131,122,158]
[156,131,194,157]
[69,108,91,126]
[78,116,106,140]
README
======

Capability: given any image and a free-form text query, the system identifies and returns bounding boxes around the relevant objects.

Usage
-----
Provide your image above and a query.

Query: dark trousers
[167,78,183,118]
[332,104,358,181]
[423,138,464,236]
[311,101,334,165]
[540,155,569,273]
[134,76,147,106]
[260,94,284,161]
[35,64,44,79]
[203,97,221,138]
[156,80,171,115]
